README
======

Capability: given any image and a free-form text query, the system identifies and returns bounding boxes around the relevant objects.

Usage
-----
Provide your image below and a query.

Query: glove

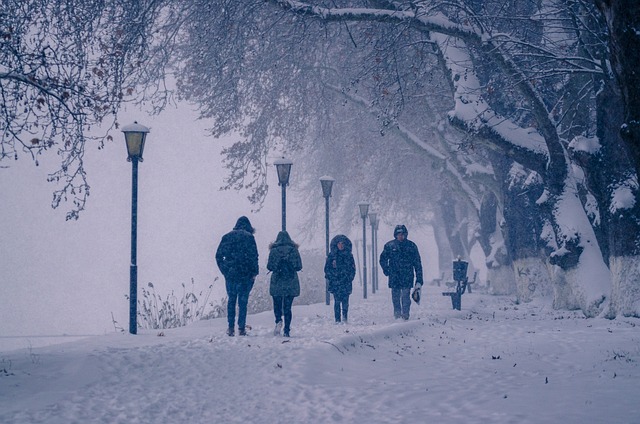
[415,282,422,289]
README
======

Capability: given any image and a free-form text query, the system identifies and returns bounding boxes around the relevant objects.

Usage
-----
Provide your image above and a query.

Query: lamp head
[274,157,293,187]
[358,202,369,219]
[368,212,378,226]
[319,175,335,198]
[121,121,150,162]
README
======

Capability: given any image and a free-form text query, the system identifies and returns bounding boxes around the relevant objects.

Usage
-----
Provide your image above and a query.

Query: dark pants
[272,295,294,332]
[226,279,254,330]
[391,287,411,319]
[333,293,349,322]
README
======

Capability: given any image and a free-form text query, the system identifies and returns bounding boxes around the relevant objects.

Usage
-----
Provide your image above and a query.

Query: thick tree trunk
[551,266,581,311]
[597,81,640,318]
[439,194,468,259]
[548,183,610,317]
[487,263,516,296]
[608,256,640,317]
[578,52,640,318]
[512,257,553,303]
[431,213,453,281]
[595,0,640,178]
[477,190,515,295]
[500,162,554,303]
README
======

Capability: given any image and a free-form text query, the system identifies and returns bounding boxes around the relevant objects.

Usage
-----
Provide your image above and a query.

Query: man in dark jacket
[215,216,259,336]
[379,224,424,320]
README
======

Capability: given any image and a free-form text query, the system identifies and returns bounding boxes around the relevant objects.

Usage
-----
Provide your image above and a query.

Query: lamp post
[121,121,150,335]
[368,212,377,294]
[320,175,335,305]
[358,202,369,299]
[373,217,380,292]
[274,157,293,231]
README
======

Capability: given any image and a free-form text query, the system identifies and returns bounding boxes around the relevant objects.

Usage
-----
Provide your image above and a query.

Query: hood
[393,224,408,237]
[330,234,352,253]
[271,230,295,248]
[233,216,255,234]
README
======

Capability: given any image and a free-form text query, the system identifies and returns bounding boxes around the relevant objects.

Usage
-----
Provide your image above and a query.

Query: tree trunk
[431,212,453,281]
[595,0,640,178]
[548,183,610,317]
[609,256,640,317]
[439,194,467,260]
[487,263,516,296]
[501,163,553,303]
[477,190,515,295]
[578,51,640,318]
[512,257,553,303]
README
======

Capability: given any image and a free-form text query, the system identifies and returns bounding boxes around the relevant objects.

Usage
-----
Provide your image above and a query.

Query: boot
[274,321,283,336]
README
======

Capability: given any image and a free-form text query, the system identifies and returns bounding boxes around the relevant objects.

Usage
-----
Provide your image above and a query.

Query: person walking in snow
[379,224,424,320]
[216,216,259,336]
[324,234,356,323]
[267,230,303,337]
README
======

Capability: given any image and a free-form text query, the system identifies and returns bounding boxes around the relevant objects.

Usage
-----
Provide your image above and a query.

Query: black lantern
[122,121,150,161]
[320,175,335,198]
[274,157,293,231]
[274,157,293,187]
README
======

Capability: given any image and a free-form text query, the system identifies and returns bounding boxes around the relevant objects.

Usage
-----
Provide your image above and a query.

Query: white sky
[1,286,638,423]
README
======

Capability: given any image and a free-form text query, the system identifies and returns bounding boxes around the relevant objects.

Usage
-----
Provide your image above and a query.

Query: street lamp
[320,175,335,305]
[368,212,378,294]
[373,216,380,292]
[121,121,150,335]
[274,157,293,231]
[358,202,369,299]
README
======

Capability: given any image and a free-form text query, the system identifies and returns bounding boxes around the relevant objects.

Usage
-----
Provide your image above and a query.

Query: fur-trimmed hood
[329,234,352,253]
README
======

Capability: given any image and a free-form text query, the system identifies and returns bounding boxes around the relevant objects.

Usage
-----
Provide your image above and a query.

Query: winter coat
[215,216,259,282]
[379,238,424,289]
[324,235,356,297]
[267,231,303,297]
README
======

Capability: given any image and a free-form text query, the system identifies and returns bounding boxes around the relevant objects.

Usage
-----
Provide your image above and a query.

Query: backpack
[277,255,296,278]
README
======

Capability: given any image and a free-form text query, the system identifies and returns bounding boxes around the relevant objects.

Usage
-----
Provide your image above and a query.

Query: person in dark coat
[215,216,259,336]
[266,231,302,337]
[379,224,424,320]
[324,234,356,323]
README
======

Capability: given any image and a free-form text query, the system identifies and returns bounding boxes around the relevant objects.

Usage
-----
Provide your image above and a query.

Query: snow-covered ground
[1,284,639,424]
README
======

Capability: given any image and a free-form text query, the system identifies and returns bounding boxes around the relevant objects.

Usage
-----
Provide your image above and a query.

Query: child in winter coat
[324,235,356,323]
[266,231,303,337]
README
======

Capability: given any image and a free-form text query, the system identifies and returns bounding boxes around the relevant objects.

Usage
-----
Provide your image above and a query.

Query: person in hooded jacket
[379,224,424,320]
[215,216,259,336]
[266,231,303,337]
[324,234,356,323]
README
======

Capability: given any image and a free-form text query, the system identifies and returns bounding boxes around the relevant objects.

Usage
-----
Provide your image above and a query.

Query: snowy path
[1,286,639,423]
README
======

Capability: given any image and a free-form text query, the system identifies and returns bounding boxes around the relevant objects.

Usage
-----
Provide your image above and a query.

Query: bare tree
[0,0,170,219]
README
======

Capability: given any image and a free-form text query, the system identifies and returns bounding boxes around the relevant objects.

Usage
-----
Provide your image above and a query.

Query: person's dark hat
[394,224,408,237]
